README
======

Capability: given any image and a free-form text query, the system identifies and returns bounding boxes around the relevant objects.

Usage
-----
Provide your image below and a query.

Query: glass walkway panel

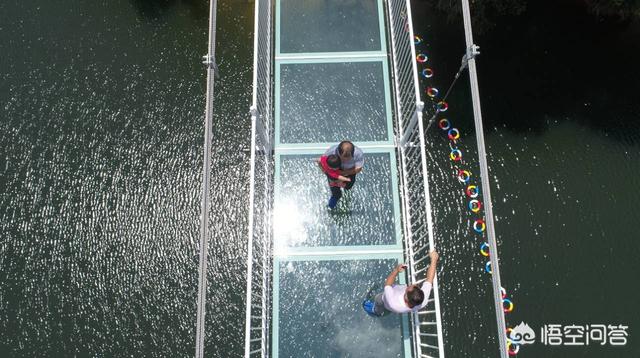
[277,60,391,144]
[245,0,445,357]
[273,0,410,356]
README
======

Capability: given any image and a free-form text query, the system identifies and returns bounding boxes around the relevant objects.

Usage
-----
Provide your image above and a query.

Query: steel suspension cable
[195,0,219,357]
[425,50,469,131]
[460,1,509,357]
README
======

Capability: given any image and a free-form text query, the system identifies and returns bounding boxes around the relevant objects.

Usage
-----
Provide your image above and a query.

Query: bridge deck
[272,0,412,356]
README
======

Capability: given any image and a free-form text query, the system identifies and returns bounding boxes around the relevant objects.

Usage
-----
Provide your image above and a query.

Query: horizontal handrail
[386,0,446,357]
[244,0,274,357]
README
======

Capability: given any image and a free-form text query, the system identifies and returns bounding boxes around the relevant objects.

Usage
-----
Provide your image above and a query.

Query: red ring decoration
[457,170,471,183]
[450,149,462,161]
[465,185,479,198]
[426,87,439,98]
[473,219,486,233]
[436,101,448,112]
[438,118,450,130]
[507,340,520,356]
[421,68,434,78]
[447,128,460,141]
[416,54,428,63]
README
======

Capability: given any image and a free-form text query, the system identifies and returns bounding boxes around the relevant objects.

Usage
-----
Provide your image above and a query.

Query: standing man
[363,251,439,316]
[323,140,364,209]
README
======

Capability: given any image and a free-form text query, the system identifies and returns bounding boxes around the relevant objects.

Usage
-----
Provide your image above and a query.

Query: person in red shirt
[317,154,351,209]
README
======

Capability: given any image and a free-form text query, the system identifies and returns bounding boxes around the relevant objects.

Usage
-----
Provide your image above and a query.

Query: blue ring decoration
[503,298,514,313]
[457,170,471,183]
[448,128,460,140]
[480,242,490,256]
[485,261,492,273]
[450,149,462,161]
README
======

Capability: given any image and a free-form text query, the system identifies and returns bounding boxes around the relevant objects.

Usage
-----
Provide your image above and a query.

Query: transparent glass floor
[274,151,401,250]
[277,60,392,144]
[274,257,410,357]
[271,0,411,355]
[278,0,383,53]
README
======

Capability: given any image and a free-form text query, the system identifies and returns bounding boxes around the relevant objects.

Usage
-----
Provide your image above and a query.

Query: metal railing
[244,0,274,357]
[386,0,445,357]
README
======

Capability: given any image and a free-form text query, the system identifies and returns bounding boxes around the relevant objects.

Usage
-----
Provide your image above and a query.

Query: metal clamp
[461,44,480,68]
[202,55,219,78]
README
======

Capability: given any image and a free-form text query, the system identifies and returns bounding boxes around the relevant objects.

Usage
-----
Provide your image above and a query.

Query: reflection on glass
[280,0,381,53]
[278,259,406,357]
[274,153,398,249]
[280,62,388,144]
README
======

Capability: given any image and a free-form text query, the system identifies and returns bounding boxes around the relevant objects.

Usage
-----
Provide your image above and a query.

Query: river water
[0,0,638,357]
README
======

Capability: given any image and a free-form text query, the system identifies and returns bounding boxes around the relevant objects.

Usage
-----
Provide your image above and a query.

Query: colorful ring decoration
[426,87,439,98]
[507,340,520,356]
[473,219,486,233]
[448,128,460,141]
[418,47,523,350]
[436,101,448,112]
[457,170,471,183]
[438,118,450,130]
[414,35,423,45]
[466,185,479,198]
[480,242,490,257]
[469,199,482,213]
[450,149,462,161]
[503,298,514,313]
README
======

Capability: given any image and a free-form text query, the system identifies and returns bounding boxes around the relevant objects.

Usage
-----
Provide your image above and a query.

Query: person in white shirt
[364,251,439,316]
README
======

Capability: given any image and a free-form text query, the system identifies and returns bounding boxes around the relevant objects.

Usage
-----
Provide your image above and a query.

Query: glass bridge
[243,0,445,357]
